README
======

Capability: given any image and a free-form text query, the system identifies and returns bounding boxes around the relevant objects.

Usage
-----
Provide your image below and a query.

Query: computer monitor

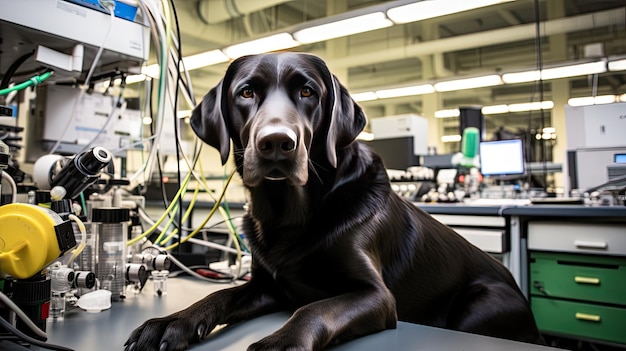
[479,139,525,176]
[364,137,420,170]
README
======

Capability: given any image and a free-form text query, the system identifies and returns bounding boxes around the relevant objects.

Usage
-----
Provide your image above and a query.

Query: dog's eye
[300,87,313,98]
[240,87,254,98]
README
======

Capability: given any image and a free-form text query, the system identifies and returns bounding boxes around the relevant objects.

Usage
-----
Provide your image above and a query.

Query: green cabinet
[532,297,626,345]
[529,252,626,345]
[530,252,626,305]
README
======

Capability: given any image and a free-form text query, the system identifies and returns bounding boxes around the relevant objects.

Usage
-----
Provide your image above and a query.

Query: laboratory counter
[39,277,561,351]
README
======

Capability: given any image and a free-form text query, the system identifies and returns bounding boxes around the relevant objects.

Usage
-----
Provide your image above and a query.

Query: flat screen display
[479,139,525,176]
[615,153,626,163]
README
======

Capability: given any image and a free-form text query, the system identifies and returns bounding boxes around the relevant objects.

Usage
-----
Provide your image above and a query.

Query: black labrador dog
[125,52,543,351]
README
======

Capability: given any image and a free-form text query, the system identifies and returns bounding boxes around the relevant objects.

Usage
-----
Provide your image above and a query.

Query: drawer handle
[574,276,600,285]
[575,312,601,322]
[574,240,607,250]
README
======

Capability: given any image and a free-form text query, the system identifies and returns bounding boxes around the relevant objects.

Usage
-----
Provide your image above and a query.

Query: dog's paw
[124,316,208,351]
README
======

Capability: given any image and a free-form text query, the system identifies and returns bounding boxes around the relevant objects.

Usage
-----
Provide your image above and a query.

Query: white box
[370,114,428,155]
[565,103,626,149]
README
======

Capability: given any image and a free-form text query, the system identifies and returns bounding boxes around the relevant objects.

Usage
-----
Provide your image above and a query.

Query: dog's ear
[189,80,230,165]
[326,75,367,168]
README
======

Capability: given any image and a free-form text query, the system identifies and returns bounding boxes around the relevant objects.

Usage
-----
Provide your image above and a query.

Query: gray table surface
[41,277,562,351]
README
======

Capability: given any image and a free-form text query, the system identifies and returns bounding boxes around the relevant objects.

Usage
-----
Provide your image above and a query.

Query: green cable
[0,71,53,96]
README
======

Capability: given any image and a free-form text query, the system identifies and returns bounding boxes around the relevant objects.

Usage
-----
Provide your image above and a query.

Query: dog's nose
[256,126,297,161]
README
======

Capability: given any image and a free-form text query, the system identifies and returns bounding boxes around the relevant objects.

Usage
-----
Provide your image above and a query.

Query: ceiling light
[508,100,553,112]
[620,94,626,102]
[223,33,300,59]
[441,135,462,143]
[183,50,229,70]
[501,70,540,84]
[375,84,435,99]
[434,75,502,92]
[481,104,509,114]
[541,60,606,80]
[435,109,460,118]
[542,127,556,134]
[568,95,617,107]
[387,0,515,24]
[351,92,377,102]
[293,12,393,44]
[608,58,626,71]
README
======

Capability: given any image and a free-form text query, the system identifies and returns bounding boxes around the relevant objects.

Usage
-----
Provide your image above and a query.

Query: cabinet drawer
[455,228,506,253]
[532,296,626,345]
[528,222,626,255]
[530,252,626,305]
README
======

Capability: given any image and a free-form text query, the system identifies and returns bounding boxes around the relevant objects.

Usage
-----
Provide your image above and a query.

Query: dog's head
[190,53,366,187]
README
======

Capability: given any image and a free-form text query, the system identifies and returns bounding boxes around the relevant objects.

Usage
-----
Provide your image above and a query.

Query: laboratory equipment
[479,139,525,177]
[33,146,113,200]
[92,207,129,301]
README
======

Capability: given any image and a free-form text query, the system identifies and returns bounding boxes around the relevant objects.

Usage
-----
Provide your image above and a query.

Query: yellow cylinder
[0,203,66,279]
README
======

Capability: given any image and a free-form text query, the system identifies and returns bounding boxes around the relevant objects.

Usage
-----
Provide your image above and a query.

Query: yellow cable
[66,214,87,266]
[165,168,237,250]
[127,170,193,246]
[156,182,201,245]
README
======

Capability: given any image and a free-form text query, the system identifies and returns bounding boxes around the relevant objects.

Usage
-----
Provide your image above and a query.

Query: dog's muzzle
[256,125,298,162]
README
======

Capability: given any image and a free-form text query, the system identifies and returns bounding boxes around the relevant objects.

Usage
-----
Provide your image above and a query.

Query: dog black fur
[125,52,543,351]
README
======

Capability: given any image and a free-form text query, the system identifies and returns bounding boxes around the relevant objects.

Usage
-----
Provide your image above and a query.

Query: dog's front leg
[125,280,281,351]
[248,286,397,351]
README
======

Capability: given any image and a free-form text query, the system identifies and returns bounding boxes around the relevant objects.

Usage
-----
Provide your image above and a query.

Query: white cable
[128,0,168,188]
[0,291,47,339]
[1,171,17,203]
[137,207,249,256]
[84,1,116,85]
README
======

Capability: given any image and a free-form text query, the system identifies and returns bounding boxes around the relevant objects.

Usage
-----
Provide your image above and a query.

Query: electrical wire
[0,292,47,340]
[0,51,34,89]
[163,168,238,251]
[1,171,17,203]
[65,214,87,266]
[161,249,248,284]
[83,1,116,86]
[0,71,53,96]
[0,316,73,351]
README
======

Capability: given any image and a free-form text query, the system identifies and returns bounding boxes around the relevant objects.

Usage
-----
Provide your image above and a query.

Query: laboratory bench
[39,277,561,351]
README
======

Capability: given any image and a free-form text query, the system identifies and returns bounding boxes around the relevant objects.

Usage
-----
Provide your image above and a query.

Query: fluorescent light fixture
[183,50,229,70]
[441,135,462,143]
[223,33,299,59]
[541,61,606,80]
[502,70,540,84]
[568,95,617,107]
[351,92,377,102]
[608,58,626,71]
[620,94,626,102]
[357,131,375,141]
[387,0,514,24]
[481,104,509,114]
[434,75,502,92]
[294,12,393,44]
[435,109,460,118]
[375,84,435,99]
[508,100,553,112]
[542,127,556,134]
